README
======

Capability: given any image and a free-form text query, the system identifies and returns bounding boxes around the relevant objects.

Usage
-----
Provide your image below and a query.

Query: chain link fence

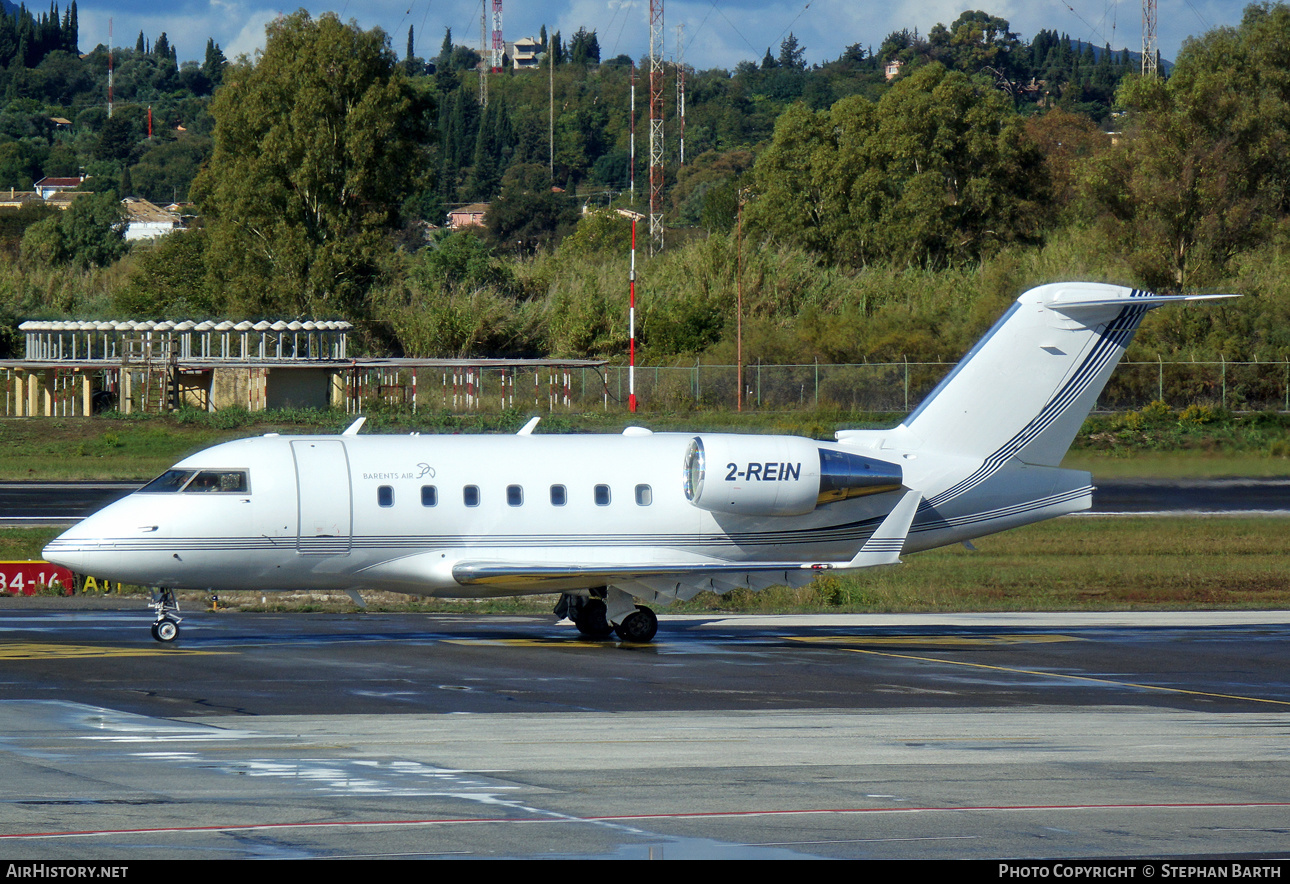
[344,360,1290,415]
[6,360,1290,416]
[599,360,1290,414]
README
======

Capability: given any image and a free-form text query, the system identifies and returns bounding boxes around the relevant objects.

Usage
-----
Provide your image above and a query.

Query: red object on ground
[0,561,74,595]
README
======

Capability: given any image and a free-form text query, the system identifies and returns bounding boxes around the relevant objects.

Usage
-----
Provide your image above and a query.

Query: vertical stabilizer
[900,283,1233,468]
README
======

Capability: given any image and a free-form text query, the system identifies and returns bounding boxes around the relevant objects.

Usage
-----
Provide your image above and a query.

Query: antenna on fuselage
[342,417,366,436]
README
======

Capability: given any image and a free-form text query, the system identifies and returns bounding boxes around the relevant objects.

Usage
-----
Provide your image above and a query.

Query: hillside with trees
[1,5,1288,383]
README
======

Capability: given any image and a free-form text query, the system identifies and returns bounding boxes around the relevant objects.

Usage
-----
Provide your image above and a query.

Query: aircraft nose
[42,537,83,573]
[43,506,124,577]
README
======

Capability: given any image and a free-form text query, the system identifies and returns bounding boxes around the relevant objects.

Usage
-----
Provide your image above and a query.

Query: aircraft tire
[574,599,614,639]
[152,619,179,643]
[614,606,658,643]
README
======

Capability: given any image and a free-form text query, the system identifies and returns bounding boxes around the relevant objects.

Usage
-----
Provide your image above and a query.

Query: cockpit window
[139,470,195,493]
[140,469,249,493]
[183,470,250,493]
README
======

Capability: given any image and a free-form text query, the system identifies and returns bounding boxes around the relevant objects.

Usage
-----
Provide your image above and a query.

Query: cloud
[224,10,279,61]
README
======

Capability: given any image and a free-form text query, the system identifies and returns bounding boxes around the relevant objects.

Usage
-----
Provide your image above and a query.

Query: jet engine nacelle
[683,435,902,517]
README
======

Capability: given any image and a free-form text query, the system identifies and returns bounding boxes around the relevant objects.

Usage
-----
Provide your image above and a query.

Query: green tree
[747,63,1048,268]
[1024,108,1108,220]
[569,27,600,66]
[194,11,431,318]
[129,134,212,203]
[115,228,216,316]
[485,162,579,254]
[0,139,44,189]
[404,25,422,75]
[927,10,1023,80]
[0,200,56,257]
[778,33,806,70]
[202,38,226,86]
[374,231,530,357]
[414,229,514,292]
[1082,2,1290,288]
[61,191,128,268]
[94,104,146,161]
[559,209,632,257]
[21,190,127,268]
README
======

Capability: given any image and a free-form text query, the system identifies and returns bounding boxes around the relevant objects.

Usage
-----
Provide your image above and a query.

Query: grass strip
[5,516,1287,613]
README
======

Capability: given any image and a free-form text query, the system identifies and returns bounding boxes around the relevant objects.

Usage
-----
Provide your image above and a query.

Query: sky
[71,0,1256,71]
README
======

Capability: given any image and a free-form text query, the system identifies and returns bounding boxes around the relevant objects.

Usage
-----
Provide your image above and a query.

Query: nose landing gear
[149,588,182,642]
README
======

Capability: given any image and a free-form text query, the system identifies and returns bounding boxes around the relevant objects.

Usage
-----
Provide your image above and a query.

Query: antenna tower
[649,0,665,254]
[676,23,685,167]
[1141,0,1158,76]
[491,0,503,73]
[479,0,488,106]
[107,18,113,118]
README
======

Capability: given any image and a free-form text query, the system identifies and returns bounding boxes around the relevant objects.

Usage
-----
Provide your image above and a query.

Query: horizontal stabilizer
[845,489,921,568]
[1048,291,1239,320]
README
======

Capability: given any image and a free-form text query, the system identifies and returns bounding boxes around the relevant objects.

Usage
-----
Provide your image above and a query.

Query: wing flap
[451,560,834,588]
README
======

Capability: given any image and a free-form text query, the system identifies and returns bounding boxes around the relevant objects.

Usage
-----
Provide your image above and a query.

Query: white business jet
[44,283,1231,643]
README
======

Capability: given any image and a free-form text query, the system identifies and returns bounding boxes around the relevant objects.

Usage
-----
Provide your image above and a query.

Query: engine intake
[683,435,902,516]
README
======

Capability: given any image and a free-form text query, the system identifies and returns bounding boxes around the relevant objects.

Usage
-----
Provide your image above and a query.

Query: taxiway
[1,609,1288,859]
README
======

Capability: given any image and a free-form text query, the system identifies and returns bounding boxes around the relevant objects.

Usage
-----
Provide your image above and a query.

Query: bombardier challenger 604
[44,283,1232,643]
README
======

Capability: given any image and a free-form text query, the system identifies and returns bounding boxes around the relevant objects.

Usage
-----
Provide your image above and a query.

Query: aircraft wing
[451,560,834,586]
[451,561,826,601]
[451,490,923,598]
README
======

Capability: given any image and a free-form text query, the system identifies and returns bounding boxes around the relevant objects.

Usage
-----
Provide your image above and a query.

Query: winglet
[517,416,541,436]
[845,489,922,568]
[342,417,366,436]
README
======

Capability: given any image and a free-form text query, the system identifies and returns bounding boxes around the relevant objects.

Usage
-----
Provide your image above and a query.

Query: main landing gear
[149,588,182,643]
[614,605,658,643]
[556,590,659,643]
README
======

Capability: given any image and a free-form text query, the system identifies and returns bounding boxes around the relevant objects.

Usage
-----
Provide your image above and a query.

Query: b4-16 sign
[0,561,74,595]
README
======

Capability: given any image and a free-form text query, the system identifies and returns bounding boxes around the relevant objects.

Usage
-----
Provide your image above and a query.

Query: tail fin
[896,283,1235,467]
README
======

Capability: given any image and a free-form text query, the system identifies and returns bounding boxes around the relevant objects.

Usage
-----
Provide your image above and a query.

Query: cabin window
[550,484,567,506]
[635,484,653,506]
[179,470,250,493]
[507,484,523,506]
[595,484,611,506]
[421,485,437,507]
[378,485,394,507]
[463,485,480,507]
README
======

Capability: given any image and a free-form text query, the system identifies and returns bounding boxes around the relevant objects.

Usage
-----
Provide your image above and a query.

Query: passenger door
[291,440,352,555]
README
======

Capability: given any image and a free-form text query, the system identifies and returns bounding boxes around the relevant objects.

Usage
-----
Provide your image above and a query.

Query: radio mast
[676,23,685,167]
[479,0,488,106]
[1141,0,1158,76]
[491,0,503,73]
[649,0,664,254]
[107,18,113,118]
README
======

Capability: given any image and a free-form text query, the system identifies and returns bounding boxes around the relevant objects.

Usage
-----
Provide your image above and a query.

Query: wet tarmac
[1,609,1289,859]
